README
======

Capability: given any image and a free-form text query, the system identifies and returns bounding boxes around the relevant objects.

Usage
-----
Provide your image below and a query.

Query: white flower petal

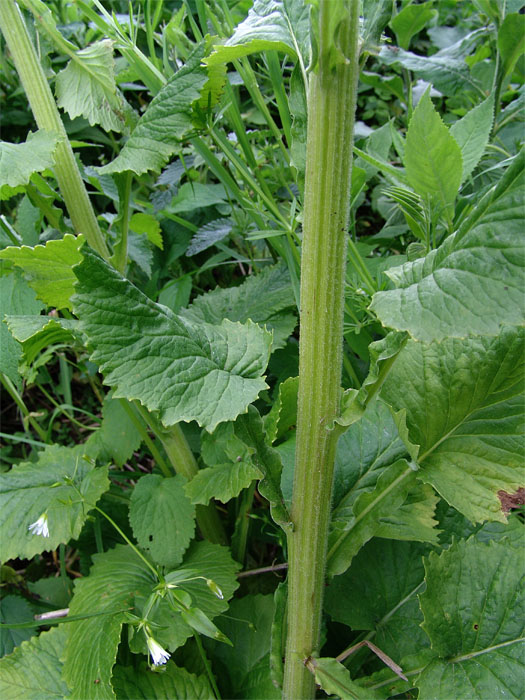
[147,636,170,666]
[28,514,49,538]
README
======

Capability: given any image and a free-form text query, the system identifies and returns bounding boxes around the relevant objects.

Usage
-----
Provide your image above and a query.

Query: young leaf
[98,47,207,176]
[185,461,261,505]
[205,0,311,69]
[129,213,163,250]
[86,397,142,468]
[0,234,84,310]
[0,130,59,195]
[56,40,127,133]
[112,662,213,700]
[404,90,462,221]
[370,151,525,341]
[72,248,271,431]
[307,656,383,700]
[381,329,525,524]
[450,95,494,183]
[186,217,232,256]
[0,273,43,389]
[0,626,70,699]
[498,12,525,84]
[389,1,437,50]
[129,474,195,567]
[361,0,393,52]
[0,444,108,562]
[325,539,429,662]
[264,375,299,444]
[417,539,525,699]
[375,482,440,544]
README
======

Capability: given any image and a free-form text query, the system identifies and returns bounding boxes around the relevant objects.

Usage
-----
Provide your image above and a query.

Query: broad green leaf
[201,420,253,466]
[264,375,299,444]
[370,151,525,341]
[233,406,292,531]
[112,662,213,699]
[72,248,271,431]
[56,40,127,132]
[404,90,462,221]
[0,234,84,310]
[0,273,43,389]
[361,0,393,52]
[0,444,108,562]
[207,595,279,699]
[169,183,227,214]
[63,546,156,700]
[0,131,59,193]
[327,459,415,577]
[450,95,494,182]
[389,1,437,50]
[308,657,383,700]
[498,13,525,83]
[381,329,525,523]
[437,504,525,548]
[0,626,70,699]
[129,213,163,249]
[181,263,296,351]
[375,482,440,544]
[417,539,525,699]
[186,218,232,256]
[205,0,311,68]
[98,48,207,175]
[129,474,195,567]
[27,576,72,608]
[185,461,261,505]
[86,397,142,468]
[325,539,429,661]
[378,44,477,95]
[0,596,34,657]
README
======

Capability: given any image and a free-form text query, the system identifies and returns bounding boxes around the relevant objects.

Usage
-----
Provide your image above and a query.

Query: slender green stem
[114,172,132,274]
[193,632,221,699]
[283,2,360,698]
[0,373,48,442]
[118,399,172,478]
[0,0,109,258]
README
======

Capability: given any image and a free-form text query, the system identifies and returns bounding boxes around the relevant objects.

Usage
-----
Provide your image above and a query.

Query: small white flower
[28,513,49,538]
[147,636,170,666]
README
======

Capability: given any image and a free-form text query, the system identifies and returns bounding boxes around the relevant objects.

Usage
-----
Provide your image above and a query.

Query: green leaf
[185,461,261,505]
[450,95,494,183]
[370,151,525,341]
[264,375,299,444]
[0,626,71,699]
[181,263,296,351]
[112,662,213,699]
[233,406,292,531]
[63,546,157,700]
[325,539,429,661]
[205,0,311,68]
[0,596,34,657]
[129,213,163,250]
[389,1,437,50]
[186,218,232,256]
[362,0,393,52]
[98,48,206,175]
[129,474,195,567]
[0,131,59,191]
[417,539,525,699]
[381,329,525,523]
[169,183,227,213]
[27,576,72,609]
[498,13,525,83]
[72,248,271,431]
[56,40,127,132]
[87,397,142,468]
[404,90,462,221]
[0,234,84,310]
[207,594,280,699]
[0,273,43,389]
[308,657,383,700]
[375,482,440,544]
[0,444,108,562]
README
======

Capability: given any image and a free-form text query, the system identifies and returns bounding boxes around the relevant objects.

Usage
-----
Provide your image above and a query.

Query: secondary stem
[283,2,360,698]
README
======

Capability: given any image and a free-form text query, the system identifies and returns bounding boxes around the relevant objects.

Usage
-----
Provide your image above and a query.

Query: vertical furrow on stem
[283,2,360,698]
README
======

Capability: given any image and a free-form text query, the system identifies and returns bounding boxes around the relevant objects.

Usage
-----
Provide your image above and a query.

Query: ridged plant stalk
[283,2,360,698]
[0,0,109,259]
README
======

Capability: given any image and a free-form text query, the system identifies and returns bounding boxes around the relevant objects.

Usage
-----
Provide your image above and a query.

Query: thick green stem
[283,2,360,698]
[0,0,109,259]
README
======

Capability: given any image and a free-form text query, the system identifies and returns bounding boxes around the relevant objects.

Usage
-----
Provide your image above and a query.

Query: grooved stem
[283,2,360,698]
